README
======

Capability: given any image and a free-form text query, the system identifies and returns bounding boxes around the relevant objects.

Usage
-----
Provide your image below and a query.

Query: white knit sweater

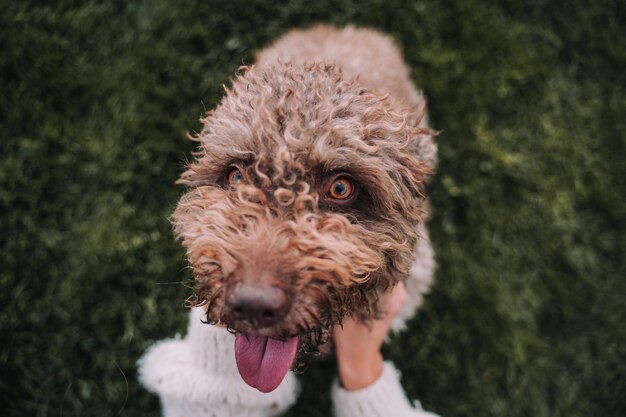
[138,307,439,417]
[138,225,438,417]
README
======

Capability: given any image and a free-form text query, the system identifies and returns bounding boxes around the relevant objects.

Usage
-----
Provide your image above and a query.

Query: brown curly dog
[172,25,437,393]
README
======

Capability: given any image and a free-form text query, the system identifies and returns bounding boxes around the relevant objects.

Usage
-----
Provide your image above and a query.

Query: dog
[171,24,436,394]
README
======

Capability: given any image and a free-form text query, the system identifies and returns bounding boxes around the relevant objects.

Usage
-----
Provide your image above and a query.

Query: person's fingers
[332,281,407,342]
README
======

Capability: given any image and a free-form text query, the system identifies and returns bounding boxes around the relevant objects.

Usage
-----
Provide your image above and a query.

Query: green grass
[1,1,624,416]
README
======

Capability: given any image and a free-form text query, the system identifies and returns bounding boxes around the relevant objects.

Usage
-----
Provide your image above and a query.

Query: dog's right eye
[227,168,244,185]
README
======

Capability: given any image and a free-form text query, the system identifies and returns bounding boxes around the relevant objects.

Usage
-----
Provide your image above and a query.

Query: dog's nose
[225,283,290,328]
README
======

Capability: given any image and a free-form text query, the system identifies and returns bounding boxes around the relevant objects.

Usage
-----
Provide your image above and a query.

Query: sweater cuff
[137,307,299,417]
[331,361,439,417]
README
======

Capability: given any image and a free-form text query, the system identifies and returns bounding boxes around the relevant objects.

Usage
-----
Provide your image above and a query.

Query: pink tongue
[234,334,299,393]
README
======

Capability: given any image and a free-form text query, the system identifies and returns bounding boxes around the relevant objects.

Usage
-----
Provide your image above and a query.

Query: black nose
[225,283,290,328]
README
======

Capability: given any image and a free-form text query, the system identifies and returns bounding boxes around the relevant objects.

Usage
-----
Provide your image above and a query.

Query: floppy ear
[398,97,438,198]
[392,115,437,220]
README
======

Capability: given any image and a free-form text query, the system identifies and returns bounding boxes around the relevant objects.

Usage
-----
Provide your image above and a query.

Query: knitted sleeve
[137,307,299,417]
[331,361,440,417]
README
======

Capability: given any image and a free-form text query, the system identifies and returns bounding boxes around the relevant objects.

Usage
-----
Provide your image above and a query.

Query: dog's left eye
[227,168,245,185]
[328,177,355,200]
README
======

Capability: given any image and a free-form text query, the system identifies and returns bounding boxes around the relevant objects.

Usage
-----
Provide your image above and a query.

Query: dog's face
[172,63,434,392]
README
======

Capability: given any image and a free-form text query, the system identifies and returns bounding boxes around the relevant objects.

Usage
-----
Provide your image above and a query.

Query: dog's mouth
[234,334,300,393]
[228,325,331,393]
[202,281,339,392]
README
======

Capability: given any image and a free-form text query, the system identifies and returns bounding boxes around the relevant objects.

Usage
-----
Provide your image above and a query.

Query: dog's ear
[393,104,438,200]
[392,140,435,207]
[391,120,437,221]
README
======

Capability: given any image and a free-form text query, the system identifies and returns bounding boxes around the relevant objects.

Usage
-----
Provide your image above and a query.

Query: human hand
[333,282,407,390]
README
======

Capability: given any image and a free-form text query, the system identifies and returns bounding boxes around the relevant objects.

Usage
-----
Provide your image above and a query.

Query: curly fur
[172,25,437,367]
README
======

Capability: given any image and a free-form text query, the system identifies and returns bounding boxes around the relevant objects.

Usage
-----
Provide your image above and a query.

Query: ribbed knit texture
[331,362,440,417]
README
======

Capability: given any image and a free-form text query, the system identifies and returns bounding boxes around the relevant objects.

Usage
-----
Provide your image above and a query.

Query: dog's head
[172,63,435,392]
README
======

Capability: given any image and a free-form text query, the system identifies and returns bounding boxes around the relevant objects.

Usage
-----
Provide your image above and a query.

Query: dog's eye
[328,177,355,200]
[227,168,244,185]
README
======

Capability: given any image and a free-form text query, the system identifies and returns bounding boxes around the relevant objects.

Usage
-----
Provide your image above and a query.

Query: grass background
[2,0,625,416]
